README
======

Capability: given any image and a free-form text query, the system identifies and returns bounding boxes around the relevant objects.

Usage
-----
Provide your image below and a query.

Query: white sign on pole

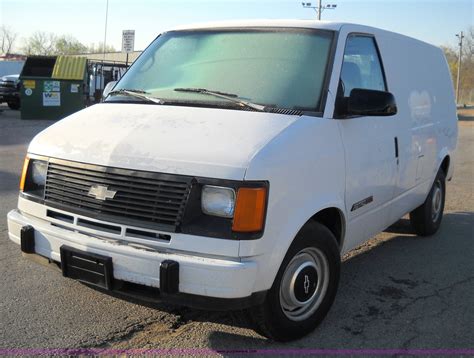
[122,30,135,53]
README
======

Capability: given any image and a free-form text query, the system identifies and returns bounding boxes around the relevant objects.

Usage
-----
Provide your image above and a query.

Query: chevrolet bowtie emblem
[88,185,117,201]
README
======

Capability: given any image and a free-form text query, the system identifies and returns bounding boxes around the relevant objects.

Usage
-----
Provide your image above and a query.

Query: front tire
[410,169,446,236]
[248,221,340,341]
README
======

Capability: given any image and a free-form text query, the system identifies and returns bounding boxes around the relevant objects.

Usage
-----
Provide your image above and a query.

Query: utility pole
[301,1,337,20]
[455,31,464,105]
[101,0,109,92]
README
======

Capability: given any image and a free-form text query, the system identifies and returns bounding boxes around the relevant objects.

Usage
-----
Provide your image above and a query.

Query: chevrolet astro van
[8,20,457,341]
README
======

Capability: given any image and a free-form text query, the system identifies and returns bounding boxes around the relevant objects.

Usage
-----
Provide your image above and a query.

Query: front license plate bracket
[60,245,113,290]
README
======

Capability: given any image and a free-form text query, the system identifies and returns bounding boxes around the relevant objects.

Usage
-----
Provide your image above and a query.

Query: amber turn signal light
[19,157,30,191]
[232,187,267,232]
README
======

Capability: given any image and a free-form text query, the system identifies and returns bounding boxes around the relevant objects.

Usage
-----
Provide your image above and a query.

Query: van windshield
[108,28,334,112]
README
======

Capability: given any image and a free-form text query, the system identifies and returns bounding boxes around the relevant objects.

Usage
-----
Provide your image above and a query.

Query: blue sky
[1,0,472,51]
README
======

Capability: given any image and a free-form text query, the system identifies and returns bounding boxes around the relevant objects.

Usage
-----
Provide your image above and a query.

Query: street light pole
[455,31,464,105]
[103,0,109,61]
[100,0,109,93]
[301,1,337,20]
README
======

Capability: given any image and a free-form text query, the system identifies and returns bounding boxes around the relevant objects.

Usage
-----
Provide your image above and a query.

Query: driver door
[336,34,399,248]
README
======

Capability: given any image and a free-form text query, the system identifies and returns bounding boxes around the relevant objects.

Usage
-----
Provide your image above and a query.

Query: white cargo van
[8,20,457,341]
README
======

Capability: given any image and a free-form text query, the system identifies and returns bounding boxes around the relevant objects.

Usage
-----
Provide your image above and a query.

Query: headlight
[180,180,268,240]
[20,157,48,197]
[201,185,235,218]
[30,160,48,186]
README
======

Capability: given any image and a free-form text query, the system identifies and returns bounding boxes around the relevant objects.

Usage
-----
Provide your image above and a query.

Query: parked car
[0,74,20,110]
[7,20,458,341]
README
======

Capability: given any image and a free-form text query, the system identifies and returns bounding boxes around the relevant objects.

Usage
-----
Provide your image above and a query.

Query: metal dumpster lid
[51,56,87,80]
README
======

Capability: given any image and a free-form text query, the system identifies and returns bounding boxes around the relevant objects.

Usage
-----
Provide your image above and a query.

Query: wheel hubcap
[431,180,442,222]
[279,247,330,321]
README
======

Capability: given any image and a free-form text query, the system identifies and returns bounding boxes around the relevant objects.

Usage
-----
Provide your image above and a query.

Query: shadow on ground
[80,211,473,351]
[204,211,474,351]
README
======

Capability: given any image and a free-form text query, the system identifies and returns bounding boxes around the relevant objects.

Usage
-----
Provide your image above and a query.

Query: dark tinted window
[340,35,386,97]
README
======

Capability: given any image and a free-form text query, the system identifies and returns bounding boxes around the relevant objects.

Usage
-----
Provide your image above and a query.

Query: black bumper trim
[160,260,179,294]
[20,225,35,254]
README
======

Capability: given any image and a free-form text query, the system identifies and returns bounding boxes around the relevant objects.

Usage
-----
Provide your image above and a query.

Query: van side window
[340,35,386,97]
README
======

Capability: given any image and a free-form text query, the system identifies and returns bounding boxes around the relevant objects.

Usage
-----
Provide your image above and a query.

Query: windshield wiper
[108,89,164,104]
[174,87,266,112]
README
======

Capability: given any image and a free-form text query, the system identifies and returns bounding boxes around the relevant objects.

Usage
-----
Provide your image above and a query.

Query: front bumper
[7,208,262,307]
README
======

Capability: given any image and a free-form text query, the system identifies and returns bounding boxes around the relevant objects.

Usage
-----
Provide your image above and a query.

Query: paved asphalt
[0,105,473,352]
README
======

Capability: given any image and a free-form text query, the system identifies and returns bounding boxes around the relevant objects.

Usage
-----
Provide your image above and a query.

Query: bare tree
[54,35,88,55]
[21,32,103,56]
[87,42,117,54]
[462,26,474,62]
[21,32,56,56]
[461,27,474,103]
[443,26,474,104]
[0,26,18,54]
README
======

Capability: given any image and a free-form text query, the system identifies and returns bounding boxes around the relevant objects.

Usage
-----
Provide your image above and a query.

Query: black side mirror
[346,88,397,117]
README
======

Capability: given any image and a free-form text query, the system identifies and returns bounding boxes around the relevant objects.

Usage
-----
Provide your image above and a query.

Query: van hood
[28,103,298,180]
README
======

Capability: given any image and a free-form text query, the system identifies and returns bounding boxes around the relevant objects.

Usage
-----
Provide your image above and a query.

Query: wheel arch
[440,155,450,177]
[307,207,346,252]
[437,147,453,180]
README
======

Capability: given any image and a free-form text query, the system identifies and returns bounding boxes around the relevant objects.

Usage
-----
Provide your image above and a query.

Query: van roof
[168,19,437,48]
[170,19,345,32]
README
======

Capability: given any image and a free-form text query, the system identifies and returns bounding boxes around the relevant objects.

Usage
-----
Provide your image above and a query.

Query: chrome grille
[44,160,193,232]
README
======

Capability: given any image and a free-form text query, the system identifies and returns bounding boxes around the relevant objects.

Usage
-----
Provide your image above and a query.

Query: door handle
[394,137,399,159]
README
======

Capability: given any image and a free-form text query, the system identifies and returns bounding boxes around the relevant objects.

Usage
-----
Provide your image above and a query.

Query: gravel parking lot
[0,104,473,353]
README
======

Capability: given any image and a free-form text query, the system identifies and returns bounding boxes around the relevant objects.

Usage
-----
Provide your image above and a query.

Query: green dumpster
[20,56,88,120]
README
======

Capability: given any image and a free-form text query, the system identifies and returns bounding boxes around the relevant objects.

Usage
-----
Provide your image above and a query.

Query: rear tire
[410,169,446,236]
[7,100,20,110]
[247,221,340,341]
